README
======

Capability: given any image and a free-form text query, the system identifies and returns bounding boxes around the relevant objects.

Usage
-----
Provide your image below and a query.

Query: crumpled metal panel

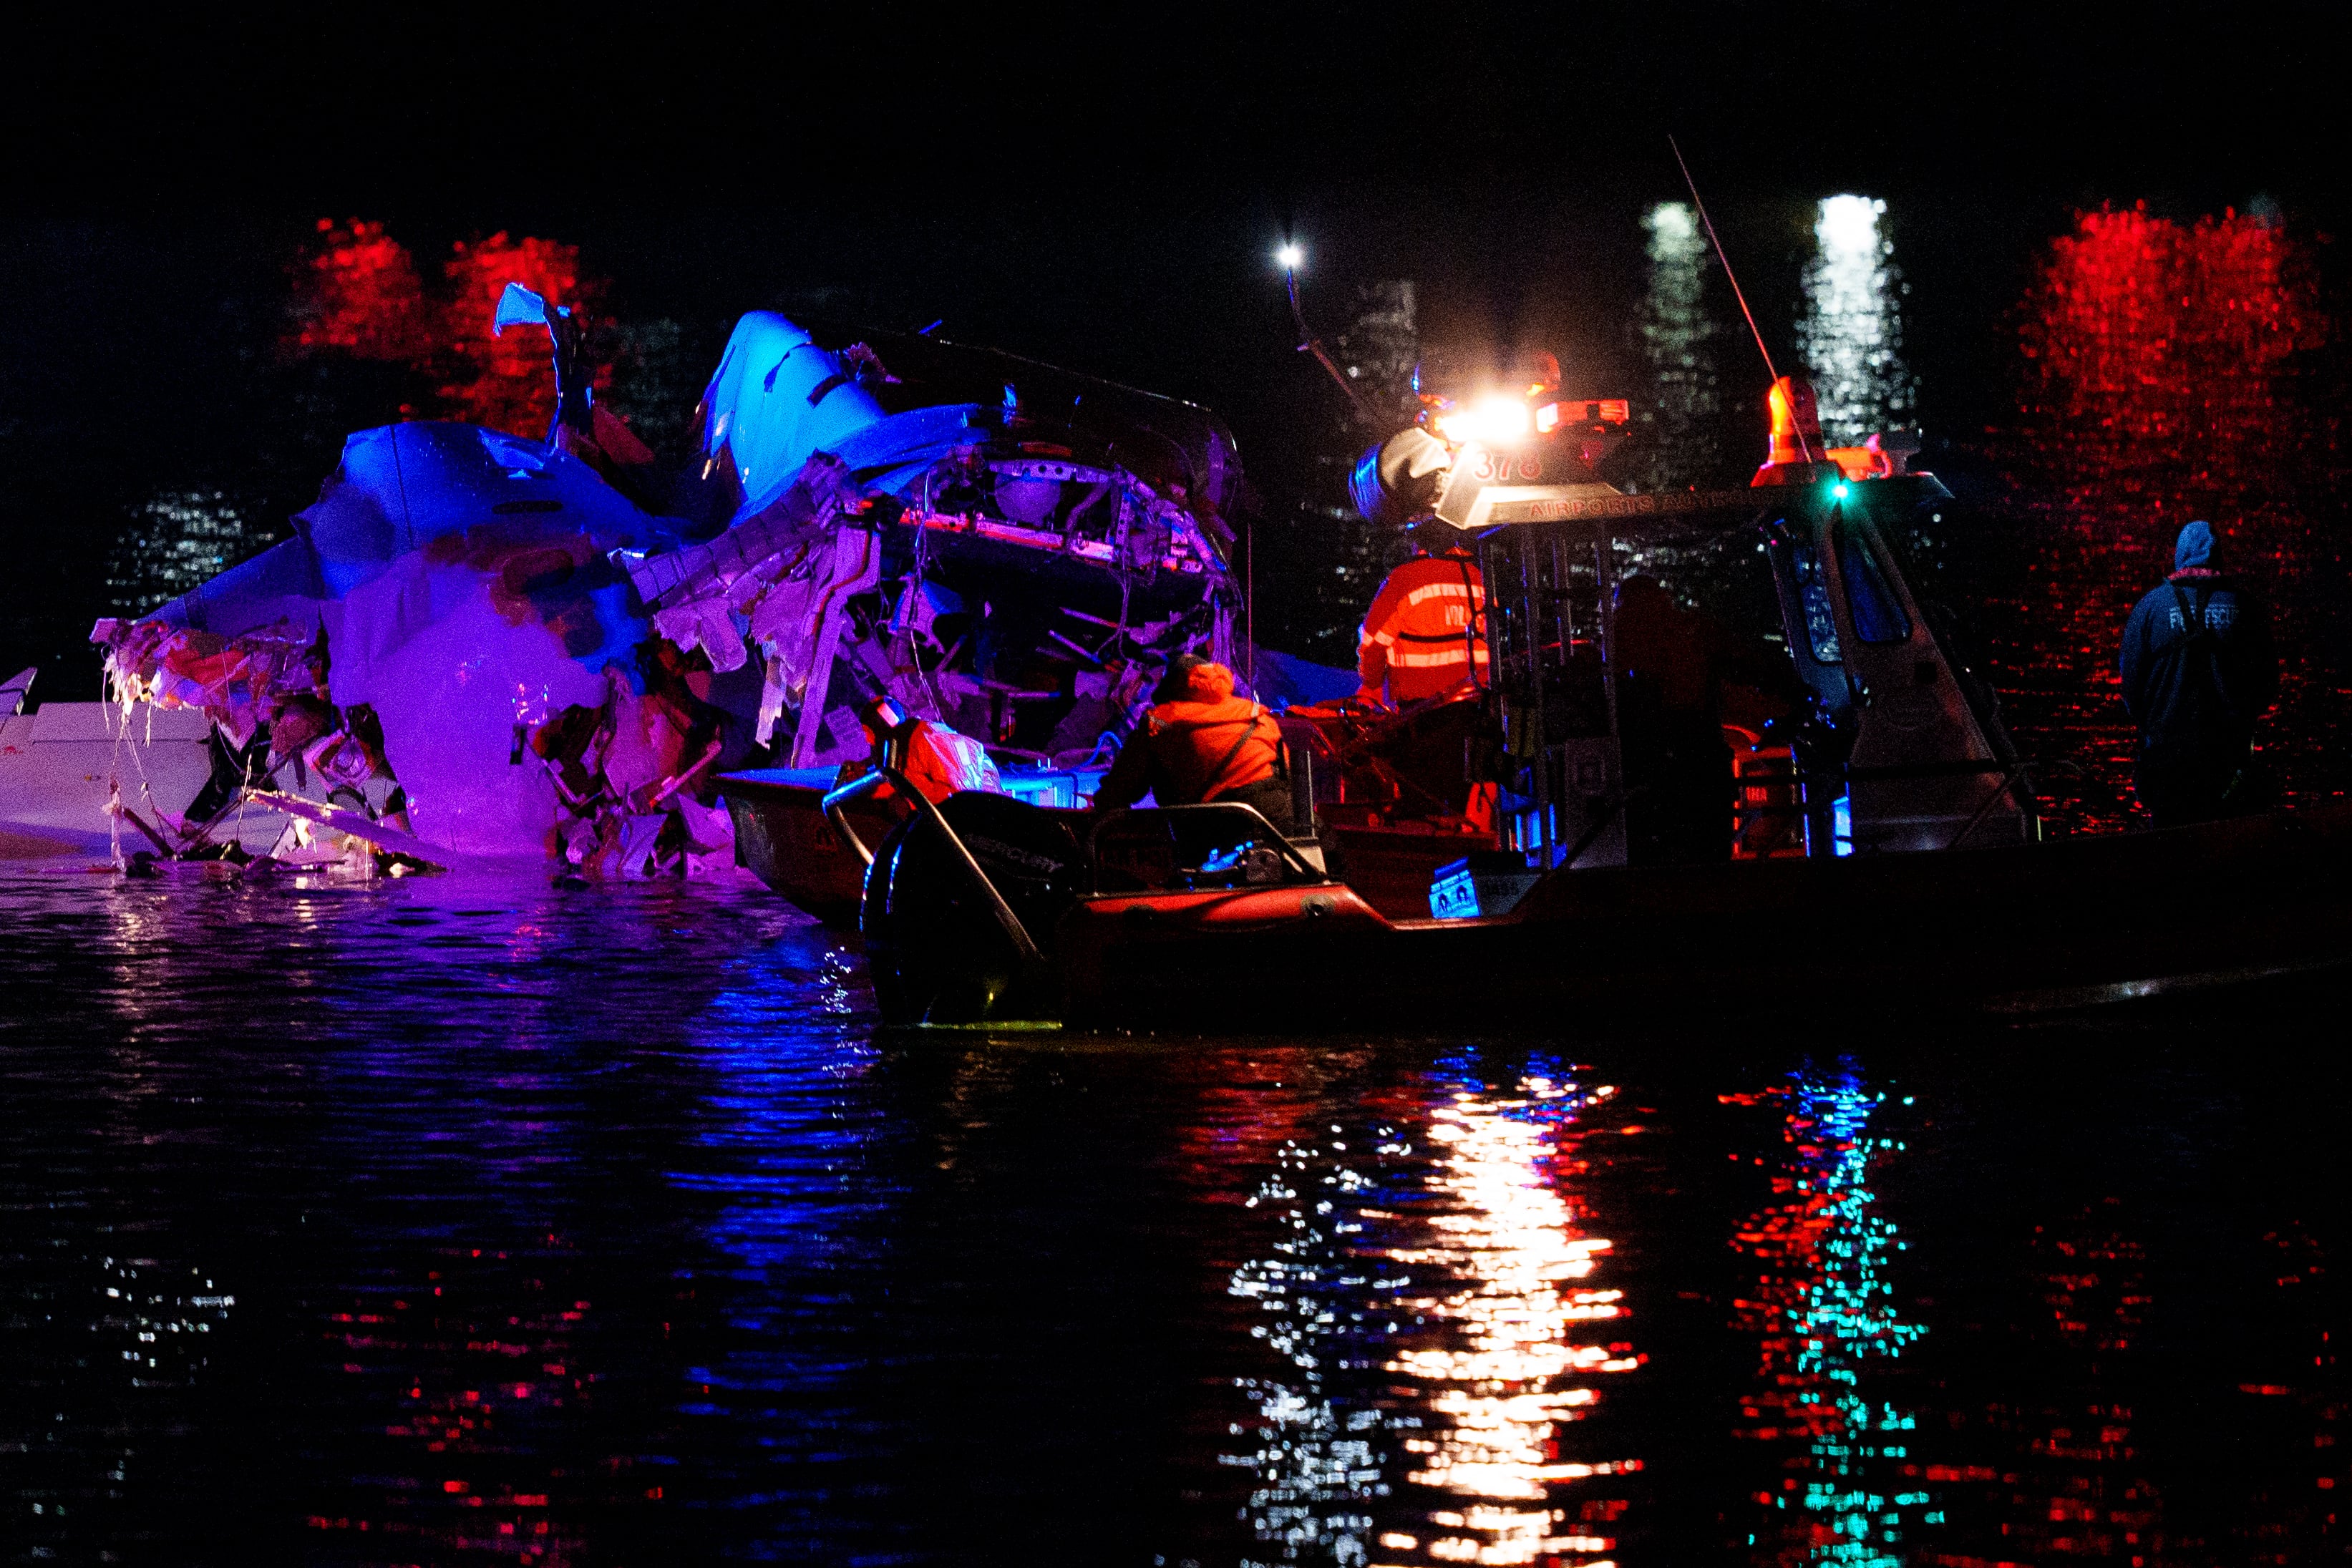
[71,306,1306,880]
[296,422,678,596]
[696,313,887,527]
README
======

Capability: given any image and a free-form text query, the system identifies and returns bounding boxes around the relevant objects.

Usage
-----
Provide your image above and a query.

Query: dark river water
[4,863,2346,1565]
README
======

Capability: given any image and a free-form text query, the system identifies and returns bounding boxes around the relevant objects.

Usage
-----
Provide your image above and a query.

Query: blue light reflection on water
[5,867,2351,1564]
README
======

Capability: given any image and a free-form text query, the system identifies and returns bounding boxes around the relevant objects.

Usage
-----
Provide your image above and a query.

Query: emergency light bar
[1433,460,1767,532]
[1535,399,1631,434]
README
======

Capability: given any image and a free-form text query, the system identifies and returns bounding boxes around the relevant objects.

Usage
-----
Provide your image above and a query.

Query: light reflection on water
[1798,195,1914,448]
[1224,1124,1390,1565]
[1638,202,1722,492]
[1984,203,2346,831]
[1628,192,2346,833]
[1724,1070,1928,1566]
[4,868,2351,1564]
[1383,1076,1636,1563]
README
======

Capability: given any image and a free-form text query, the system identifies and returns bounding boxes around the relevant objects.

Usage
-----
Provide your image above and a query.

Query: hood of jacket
[2174,519,2217,573]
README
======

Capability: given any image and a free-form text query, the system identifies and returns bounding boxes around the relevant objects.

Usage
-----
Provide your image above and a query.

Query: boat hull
[1050,805,2352,1028]
[1326,819,1498,921]
[721,772,896,925]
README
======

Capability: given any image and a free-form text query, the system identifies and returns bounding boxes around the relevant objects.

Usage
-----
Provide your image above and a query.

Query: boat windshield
[1789,542,1842,664]
[1834,512,1914,644]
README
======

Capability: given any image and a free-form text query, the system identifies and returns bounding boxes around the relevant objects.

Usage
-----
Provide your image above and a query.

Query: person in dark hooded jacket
[2118,520,2278,827]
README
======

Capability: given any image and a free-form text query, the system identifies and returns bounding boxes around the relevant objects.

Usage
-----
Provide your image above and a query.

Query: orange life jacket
[1358,550,1489,704]
[1097,684,1281,811]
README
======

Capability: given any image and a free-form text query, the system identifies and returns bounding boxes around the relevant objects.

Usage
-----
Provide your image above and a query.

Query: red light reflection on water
[284,220,609,439]
[287,220,432,364]
[439,233,607,439]
[1989,206,2339,833]
[1892,1202,2177,1563]
[2019,205,2322,476]
[308,1237,679,1562]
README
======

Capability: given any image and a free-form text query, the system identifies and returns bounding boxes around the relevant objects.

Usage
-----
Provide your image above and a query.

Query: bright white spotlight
[1275,243,1304,271]
[1435,395,1535,447]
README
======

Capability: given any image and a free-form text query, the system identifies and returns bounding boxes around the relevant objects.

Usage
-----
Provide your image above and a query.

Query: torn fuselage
[81,311,1250,879]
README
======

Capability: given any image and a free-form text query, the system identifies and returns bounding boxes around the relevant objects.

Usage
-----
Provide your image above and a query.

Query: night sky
[4,4,2345,685]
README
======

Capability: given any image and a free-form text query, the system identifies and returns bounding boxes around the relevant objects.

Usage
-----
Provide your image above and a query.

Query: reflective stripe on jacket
[1358,551,1488,703]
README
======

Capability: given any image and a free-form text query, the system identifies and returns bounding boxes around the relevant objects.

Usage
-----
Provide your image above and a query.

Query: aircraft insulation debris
[9,301,1353,877]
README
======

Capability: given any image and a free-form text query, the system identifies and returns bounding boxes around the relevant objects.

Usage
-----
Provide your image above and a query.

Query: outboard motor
[860,793,1086,1026]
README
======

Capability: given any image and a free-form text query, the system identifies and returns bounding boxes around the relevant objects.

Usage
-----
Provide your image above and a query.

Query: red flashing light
[1535,399,1631,434]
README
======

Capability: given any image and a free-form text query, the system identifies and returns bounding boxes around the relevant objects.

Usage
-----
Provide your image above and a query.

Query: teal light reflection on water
[1734,1064,1928,1566]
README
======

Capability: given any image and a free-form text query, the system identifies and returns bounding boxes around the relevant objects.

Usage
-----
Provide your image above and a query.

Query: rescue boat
[836,379,2352,1027]
[842,758,2352,1030]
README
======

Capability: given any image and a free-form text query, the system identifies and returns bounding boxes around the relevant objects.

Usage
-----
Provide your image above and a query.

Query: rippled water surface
[4,865,2346,1565]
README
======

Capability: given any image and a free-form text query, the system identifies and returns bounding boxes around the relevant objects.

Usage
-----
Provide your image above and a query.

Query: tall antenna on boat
[1277,243,1374,424]
[1668,136,1817,462]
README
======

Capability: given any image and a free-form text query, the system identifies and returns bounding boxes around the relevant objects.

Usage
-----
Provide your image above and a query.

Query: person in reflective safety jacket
[2119,520,2278,828]
[1094,656,1292,832]
[1356,521,1488,706]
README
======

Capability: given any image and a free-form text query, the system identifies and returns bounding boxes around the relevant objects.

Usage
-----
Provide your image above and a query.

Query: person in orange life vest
[1356,520,1488,707]
[1094,656,1294,832]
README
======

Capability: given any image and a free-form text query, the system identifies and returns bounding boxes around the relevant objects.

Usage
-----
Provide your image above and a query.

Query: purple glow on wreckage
[57,291,1261,880]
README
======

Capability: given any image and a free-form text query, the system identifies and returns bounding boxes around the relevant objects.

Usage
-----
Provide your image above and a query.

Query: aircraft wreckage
[36,291,1348,880]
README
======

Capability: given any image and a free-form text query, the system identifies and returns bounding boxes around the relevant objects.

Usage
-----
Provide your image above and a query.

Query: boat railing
[1725,755,2039,853]
[1723,756,2034,786]
[1084,802,1332,894]
[817,768,912,869]
[822,767,1046,969]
